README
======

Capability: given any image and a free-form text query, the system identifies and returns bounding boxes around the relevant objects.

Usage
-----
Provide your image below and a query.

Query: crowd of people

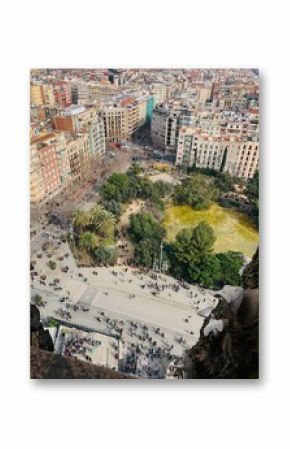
[31,224,216,379]
[62,333,103,363]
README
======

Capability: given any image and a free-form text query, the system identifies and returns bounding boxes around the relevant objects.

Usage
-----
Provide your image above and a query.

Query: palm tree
[98,211,116,239]
[89,205,106,230]
[73,209,89,233]
[89,206,116,238]
[79,231,98,252]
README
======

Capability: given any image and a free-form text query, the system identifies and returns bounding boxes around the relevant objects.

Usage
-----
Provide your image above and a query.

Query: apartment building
[31,84,44,106]
[42,85,55,106]
[71,81,88,104]
[30,130,95,204]
[151,104,193,154]
[198,86,212,105]
[53,105,105,159]
[225,140,259,179]
[101,97,146,143]
[88,116,106,159]
[175,127,259,179]
[34,134,63,200]
[53,82,72,108]
[101,106,128,142]
[66,134,91,183]
[151,83,167,104]
[30,143,45,203]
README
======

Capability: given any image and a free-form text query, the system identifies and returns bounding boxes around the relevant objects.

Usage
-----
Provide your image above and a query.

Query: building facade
[53,105,105,158]
[175,126,259,179]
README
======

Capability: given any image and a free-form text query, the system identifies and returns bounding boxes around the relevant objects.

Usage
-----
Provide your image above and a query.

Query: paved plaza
[31,228,217,378]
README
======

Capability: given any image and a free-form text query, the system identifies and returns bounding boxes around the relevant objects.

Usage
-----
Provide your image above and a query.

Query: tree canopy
[168,222,243,288]
[246,170,259,225]
[246,170,259,201]
[73,209,89,233]
[72,204,117,264]
[79,231,99,252]
[215,251,244,286]
[100,173,133,203]
[102,199,123,218]
[128,212,165,243]
[134,238,160,268]
[173,174,219,209]
[100,172,173,207]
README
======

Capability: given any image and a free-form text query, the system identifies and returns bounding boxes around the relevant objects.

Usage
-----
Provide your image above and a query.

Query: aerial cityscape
[30,68,259,379]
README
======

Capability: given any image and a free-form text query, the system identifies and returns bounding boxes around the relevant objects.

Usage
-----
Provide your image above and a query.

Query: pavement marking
[92,288,104,306]
[78,285,100,305]
[64,280,87,303]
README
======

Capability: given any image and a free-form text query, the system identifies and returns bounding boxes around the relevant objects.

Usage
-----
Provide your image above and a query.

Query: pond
[163,203,259,258]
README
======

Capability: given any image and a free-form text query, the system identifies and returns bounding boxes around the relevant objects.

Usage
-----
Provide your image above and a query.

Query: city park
[69,161,258,288]
[31,149,259,377]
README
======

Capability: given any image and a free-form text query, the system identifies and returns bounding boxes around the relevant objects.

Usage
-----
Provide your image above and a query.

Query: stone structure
[30,304,133,379]
[188,248,259,379]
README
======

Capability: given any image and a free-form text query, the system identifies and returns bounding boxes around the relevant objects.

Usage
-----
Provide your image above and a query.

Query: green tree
[79,231,98,252]
[214,172,235,193]
[134,238,159,268]
[169,222,216,281]
[128,163,143,176]
[173,174,219,209]
[220,147,228,173]
[47,318,59,327]
[171,228,195,265]
[138,177,154,199]
[98,211,116,239]
[246,170,259,224]
[89,205,106,229]
[73,209,89,233]
[48,260,56,270]
[93,246,117,264]
[246,170,259,201]
[190,222,216,256]
[153,180,173,198]
[88,206,116,239]
[188,254,221,286]
[33,294,45,307]
[128,212,165,243]
[171,222,216,265]
[103,200,123,218]
[216,251,244,286]
[101,173,132,202]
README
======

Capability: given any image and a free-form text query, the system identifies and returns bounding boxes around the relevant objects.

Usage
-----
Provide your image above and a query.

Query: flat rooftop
[56,325,119,371]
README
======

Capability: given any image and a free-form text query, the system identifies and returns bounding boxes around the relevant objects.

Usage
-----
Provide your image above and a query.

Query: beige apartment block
[30,143,46,203]
[31,84,44,106]
[101,106,128,143]
[66,134,91,184]
[175,127,259,180]
[151,83,167,104]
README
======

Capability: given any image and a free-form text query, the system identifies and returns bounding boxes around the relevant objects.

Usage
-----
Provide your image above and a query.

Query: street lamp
[69,223,76,253]
[159,241,163,273]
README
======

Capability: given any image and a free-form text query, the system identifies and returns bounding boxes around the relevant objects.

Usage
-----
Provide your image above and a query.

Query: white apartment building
[53,106,106,159]
[176,127,259,179]
[151,83,167,104]
[88,115,106,159]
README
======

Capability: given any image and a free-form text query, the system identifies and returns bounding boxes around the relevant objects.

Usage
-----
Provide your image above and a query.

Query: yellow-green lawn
[163,203,259,258]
